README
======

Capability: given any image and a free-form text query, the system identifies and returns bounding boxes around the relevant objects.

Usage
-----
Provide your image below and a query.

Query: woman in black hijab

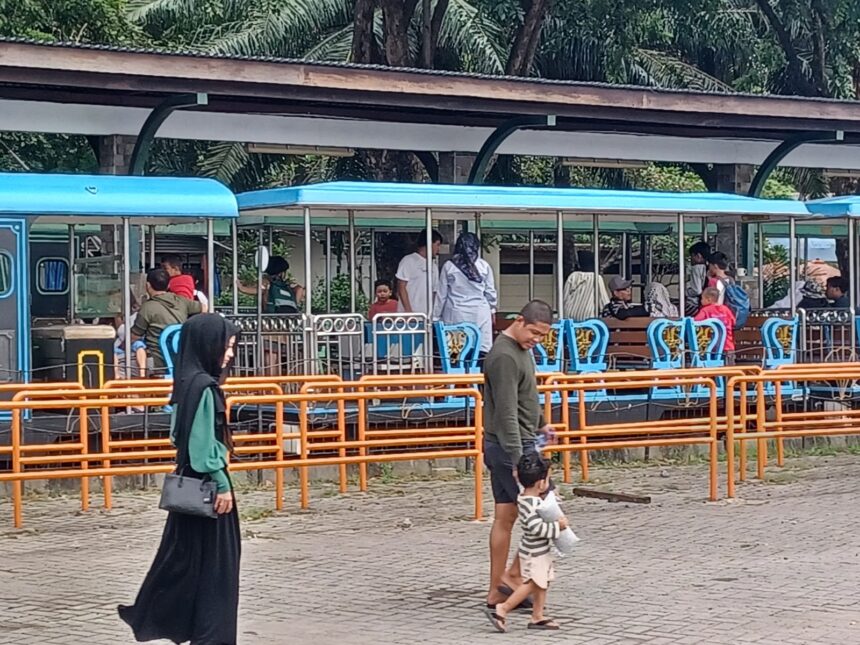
[119,314,241,645]
[432,232,498,360]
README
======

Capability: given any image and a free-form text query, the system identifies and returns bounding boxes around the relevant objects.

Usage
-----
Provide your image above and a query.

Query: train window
[0,253,11,298]
[36,258,69,295]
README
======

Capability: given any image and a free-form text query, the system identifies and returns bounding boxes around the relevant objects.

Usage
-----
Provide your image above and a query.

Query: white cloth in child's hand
[538,490,581,556]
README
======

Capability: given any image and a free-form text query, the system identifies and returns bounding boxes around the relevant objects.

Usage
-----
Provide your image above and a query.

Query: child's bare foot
[528,618,560,630]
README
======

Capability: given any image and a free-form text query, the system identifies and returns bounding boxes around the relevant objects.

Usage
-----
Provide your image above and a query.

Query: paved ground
[1,455,859,644]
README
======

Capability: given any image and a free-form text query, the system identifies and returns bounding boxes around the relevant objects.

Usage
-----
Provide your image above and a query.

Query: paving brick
[1,455,860,643]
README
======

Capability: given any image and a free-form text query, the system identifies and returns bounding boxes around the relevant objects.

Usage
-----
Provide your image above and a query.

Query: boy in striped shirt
[485,453,567,632]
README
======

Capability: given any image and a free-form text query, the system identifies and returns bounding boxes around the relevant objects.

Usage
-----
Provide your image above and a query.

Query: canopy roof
[805,195,860,217]
[0,172,238,223]
[237,181,810,225]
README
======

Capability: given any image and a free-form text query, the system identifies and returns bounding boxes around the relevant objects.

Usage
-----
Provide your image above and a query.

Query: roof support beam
[748,131,844,197]
[129,93,208,175]
[468,115,556,184]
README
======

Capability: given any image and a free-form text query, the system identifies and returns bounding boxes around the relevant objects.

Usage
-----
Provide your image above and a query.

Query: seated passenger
[563,250,610,321]
[602,277,648,320]
[114,292,147,378]
[368,279,398,319]
[694,287,735,355]
[131,268,203,376]
[161,255,196,301]
[686,241,711,315]
[797,280,828,310]
[645,282,678,318]
[826,276,850,308]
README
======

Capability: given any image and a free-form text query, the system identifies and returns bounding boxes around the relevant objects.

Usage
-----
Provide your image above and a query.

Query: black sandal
[484,607,507,633]
[528,618,560,630]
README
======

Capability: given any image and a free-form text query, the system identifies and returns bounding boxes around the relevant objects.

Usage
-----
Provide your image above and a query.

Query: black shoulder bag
[159,466,218,519]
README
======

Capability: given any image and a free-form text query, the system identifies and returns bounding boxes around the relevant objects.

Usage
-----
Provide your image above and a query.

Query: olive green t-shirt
[483,333,546,463]
[131,292,202,369]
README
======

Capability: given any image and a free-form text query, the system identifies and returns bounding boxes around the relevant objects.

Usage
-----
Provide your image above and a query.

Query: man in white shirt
[396,229,443,316]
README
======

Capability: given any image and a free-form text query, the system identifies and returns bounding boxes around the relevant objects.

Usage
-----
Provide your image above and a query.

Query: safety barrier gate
[5,364,860,526]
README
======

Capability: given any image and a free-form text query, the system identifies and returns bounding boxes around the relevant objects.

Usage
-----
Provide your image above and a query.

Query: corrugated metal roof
[1,36,857,106]
[237,181,810,220]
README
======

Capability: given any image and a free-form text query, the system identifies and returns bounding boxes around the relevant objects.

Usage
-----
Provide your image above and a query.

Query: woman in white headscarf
[645,282,679,318]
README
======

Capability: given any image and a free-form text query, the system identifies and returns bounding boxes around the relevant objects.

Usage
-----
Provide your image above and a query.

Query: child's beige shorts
[520,553,555,589]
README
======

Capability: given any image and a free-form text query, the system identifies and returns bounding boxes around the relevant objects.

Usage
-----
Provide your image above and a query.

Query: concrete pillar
[438,153,473,184]
[97,135,140,269]
[713,164,754,268]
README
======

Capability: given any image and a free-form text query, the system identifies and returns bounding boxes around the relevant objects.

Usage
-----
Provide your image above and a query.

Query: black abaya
[118,500,241,644]
[119,314,241,645]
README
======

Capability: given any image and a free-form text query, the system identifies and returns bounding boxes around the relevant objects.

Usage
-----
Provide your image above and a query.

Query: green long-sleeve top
[483,333,546,463]
[170,388,231,493]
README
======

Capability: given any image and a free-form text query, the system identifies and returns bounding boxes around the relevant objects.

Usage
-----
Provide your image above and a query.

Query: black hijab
[171,314,239,465]
[452,232,482,283]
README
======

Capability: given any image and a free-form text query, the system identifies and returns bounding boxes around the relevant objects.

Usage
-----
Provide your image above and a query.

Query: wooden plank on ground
[571,487,651,504]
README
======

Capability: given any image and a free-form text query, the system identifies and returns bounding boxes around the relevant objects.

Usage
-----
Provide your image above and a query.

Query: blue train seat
[531,321,564,407]
[434,321,481,375]
[564,319,609,402]
[761,316,801,397]
[687,318,727,396]
[533,322,564,374]
[762,317,799,369]
[565,319,609,375]
[159,324,183,380]
[646,318,687,399]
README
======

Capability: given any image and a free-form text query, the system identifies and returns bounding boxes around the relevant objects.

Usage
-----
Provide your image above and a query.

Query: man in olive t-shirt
[483,300,555,609]
[131,268,202,374]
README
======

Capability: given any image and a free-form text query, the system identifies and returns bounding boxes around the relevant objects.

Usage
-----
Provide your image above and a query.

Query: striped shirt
[517,495,561,558]
[563,272,610,321]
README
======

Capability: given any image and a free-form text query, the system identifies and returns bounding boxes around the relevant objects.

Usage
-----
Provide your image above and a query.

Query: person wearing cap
[236,255,304,314]
[797,280,828,310]
[601,276,649,320]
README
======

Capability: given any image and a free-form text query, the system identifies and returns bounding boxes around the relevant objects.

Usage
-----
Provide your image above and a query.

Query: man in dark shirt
[602,276,649,320]
[826,276,850,308]
[483,300,555,609]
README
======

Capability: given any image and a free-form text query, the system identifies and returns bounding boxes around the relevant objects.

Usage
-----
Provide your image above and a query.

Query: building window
[36,258,69,295]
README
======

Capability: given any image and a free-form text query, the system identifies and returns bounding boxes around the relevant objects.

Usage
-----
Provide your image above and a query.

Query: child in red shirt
[368,279,398,320]
[161,255,195,300]
[694,287,735,352]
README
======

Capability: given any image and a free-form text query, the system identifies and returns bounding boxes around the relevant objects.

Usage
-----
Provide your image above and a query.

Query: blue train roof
[237,181,809,221]
[0,173,238,222]
[805,195,860,217]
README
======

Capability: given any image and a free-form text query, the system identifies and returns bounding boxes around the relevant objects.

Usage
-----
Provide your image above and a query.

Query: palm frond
[127,0,203,24]
[196,141,250,184]
[303,23,355,61]
[206,0,351,58]
[437,0,506,74]
[628,48,736,92]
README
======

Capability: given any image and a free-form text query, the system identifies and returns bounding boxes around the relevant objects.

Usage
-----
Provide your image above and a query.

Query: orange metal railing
[0,382,482,528]
[7,363,860,527]
[725,367,860,498]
